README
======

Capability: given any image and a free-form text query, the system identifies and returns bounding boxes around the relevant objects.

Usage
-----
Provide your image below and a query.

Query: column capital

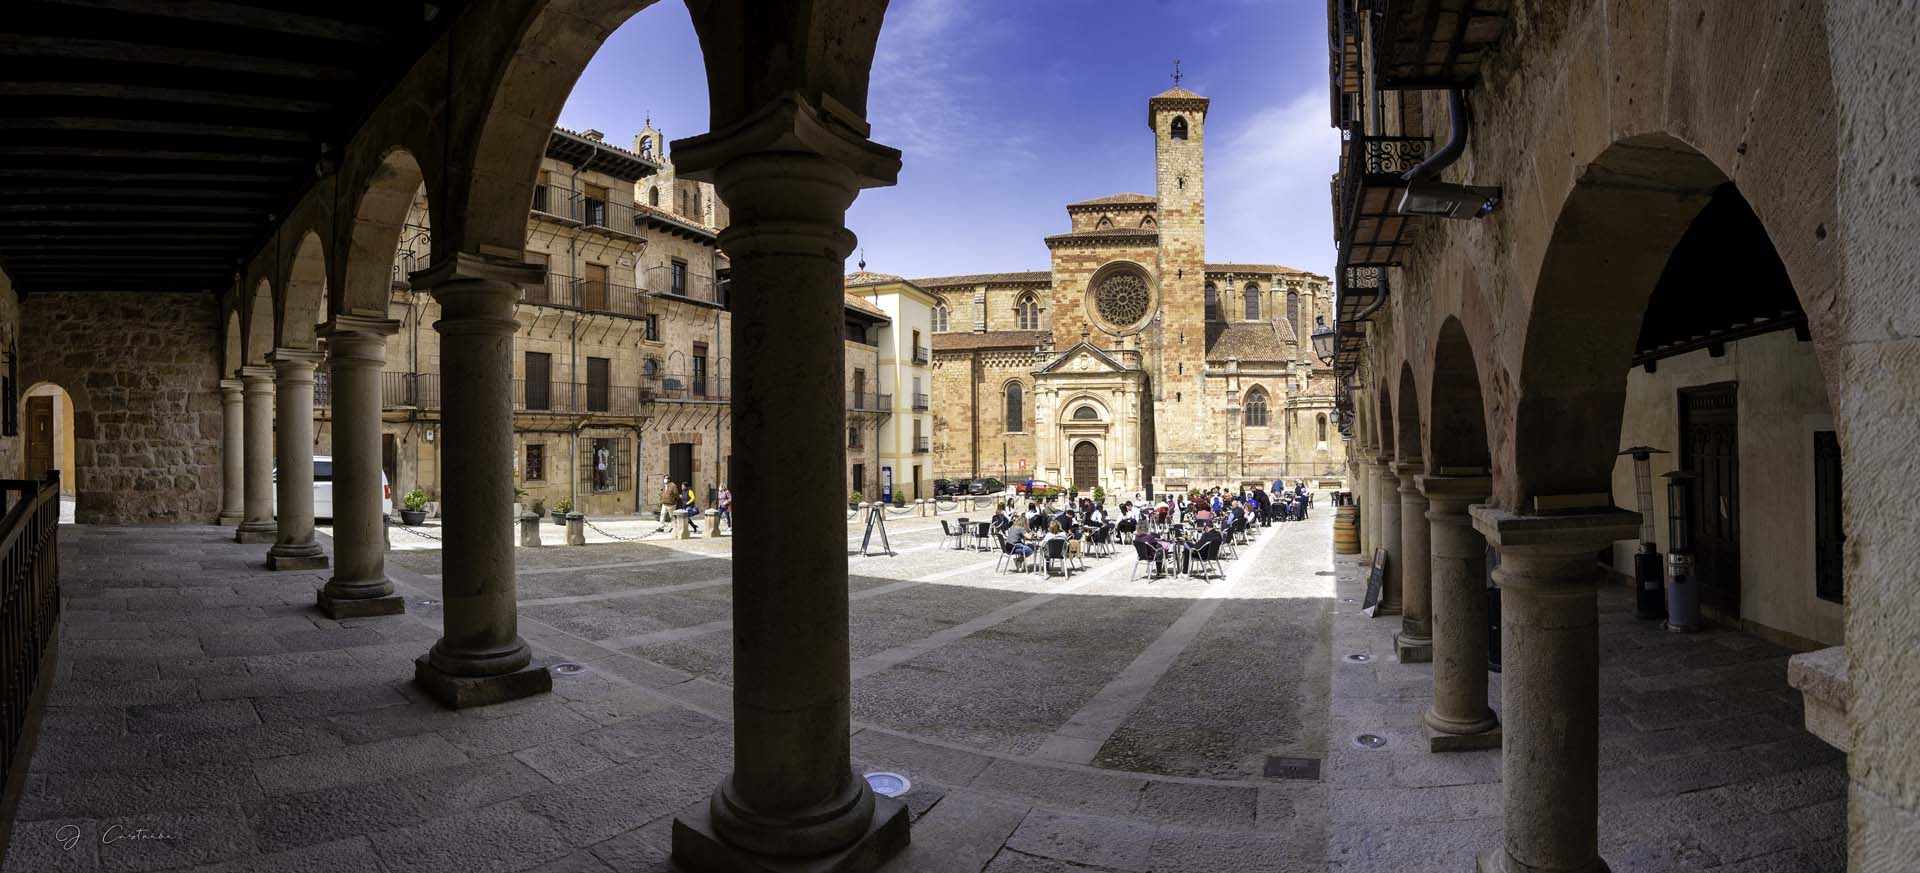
[1470,505,1639,556]
[267,346,325,376]
[237,364,276,385]
[1418,474,1492,514]
[409,251,543,293]
[318,315,401,340]
[671,91,901,190]
[1392,460,1425,487]
[219,378,244,396]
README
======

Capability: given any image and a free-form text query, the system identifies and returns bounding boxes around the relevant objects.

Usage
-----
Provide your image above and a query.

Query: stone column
[411,253,550,708]
[668,95,909,872]
[217,379,245,525]
[316,318,404,617]
[234,366,278,544]
[1395,461,1432,662]
[1471,506,1639,873]
[1373,456,1402,615]
[1353,456,1375,554]
[1417,474,1498,751]
[266,348,328,570]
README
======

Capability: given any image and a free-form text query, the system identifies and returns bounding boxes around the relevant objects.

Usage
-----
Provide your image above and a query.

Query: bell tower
[1147,69,1211,486]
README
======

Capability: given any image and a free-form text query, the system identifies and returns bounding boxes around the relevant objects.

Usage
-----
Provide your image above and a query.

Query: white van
[273,456,391,521]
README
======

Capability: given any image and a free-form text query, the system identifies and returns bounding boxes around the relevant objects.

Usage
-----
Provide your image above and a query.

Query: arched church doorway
[1072,441,1098,491]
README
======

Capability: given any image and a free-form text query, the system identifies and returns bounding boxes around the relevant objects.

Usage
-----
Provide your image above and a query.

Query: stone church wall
[20,292,222,524]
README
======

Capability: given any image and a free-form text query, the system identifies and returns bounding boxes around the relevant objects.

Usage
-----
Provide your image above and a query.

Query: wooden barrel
[1333,504,1360,554]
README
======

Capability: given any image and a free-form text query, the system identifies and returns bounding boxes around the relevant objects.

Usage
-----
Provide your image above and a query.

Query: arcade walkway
[0,513,1840,872]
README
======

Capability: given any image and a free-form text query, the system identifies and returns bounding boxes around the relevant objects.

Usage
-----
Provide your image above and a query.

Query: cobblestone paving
[0,503,1841,872]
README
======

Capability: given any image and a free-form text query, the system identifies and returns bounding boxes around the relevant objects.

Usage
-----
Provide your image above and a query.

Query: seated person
[1041,520,1074,562]
[1184,525,1224,574]
[1005,520,1035,570]
[990,507,1010,533]
[1135,528,1168,575]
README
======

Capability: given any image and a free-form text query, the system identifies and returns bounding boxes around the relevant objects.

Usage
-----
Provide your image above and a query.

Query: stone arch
[1428,316,1490,472]
[1095,215,1113,229]
[457,0,891,258]
[1395,363,1421,463]
[244,278,274,367]
[341,146,427,317]
[1169,116,1188,140]
[223,308,243,379]
[277,230,327,351]
[1506,134,1843,509]
[1061,393,1109,421]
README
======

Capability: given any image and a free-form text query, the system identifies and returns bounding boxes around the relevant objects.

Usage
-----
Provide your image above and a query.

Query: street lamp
[1310,316,1336,364]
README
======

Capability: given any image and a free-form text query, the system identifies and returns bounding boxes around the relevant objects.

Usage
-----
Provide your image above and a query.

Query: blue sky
[558,0,1339,279]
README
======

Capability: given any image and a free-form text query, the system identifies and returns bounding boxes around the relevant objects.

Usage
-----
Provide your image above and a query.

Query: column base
[413,654,552,710]
[1396,632,1434,663]
[235,525,277,544]
[1475,847,1608,873]
[266,547,329,571]
[217,511,242,527]
[1425,716,1502,753]
[1373,601,1403,617]
[317,588,405,619]
[672,794,909,873]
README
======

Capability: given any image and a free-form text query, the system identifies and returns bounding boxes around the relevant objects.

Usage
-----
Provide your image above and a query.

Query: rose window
[1095,271,1151,328]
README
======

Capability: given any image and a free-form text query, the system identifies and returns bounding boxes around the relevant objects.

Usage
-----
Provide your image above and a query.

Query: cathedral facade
[916,85,1345,494]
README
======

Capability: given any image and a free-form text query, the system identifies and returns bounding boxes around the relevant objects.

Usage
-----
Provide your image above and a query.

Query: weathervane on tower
[1171,59,1182,86]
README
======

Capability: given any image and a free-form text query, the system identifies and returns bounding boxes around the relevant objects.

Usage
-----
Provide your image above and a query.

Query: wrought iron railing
[642,265,722,306]
[912,347,929,365]
[911,393,930,411]
[531,186,646,238]
[384,372,437,408]
[519,275,649,319]
[847,390,895,412]
[914,436,930,453]
[0,472,60,804]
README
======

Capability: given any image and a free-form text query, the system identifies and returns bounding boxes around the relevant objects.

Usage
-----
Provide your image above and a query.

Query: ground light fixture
[1311,316,1336,364]
[863,772,910,798]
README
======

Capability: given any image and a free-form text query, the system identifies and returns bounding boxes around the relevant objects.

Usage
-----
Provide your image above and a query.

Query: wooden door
[1679,382,1740,616]
[669,443,694,491]
[25,396,52,480]
[1072,441,1098,491]
[582,262,608,311]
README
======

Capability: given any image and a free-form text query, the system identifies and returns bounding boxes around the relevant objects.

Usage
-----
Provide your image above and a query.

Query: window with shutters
[524,352,551,411]
[586,357,610,412]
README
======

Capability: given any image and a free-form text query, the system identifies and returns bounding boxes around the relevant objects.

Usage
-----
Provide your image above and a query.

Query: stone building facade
[924,86,1343,494]
[313,126,884,518]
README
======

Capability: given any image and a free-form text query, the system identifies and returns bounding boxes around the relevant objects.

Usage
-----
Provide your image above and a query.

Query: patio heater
[1617,446,1668,620]
[1662,470,1702,632]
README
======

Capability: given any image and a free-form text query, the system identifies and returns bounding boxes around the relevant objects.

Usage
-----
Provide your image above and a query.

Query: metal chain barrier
[582,518,647,542]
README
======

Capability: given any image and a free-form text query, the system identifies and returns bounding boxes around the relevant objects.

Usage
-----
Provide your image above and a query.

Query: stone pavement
[0,504,1841,872]
[1323,553,1846,873]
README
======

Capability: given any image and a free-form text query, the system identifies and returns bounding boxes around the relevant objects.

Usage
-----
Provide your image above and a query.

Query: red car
[1015,479,1053,496]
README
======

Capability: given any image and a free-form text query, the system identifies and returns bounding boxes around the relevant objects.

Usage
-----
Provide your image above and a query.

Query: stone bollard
[705,508,722,536]
[565,512,585,546]
[519,513,543,548]
[672,512,691,540]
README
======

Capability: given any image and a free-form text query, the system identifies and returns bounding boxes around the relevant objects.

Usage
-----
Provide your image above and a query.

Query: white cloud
[868,0,1035,167]
[1206,88,1341,275]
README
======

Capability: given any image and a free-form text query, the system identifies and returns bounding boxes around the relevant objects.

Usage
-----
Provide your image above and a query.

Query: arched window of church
[1170,116,1188,140]
[1016,294,1039,331]
[1072,405,1099,421]
[648,186,659,207]
[1244,283,1260,321]
[1005,382,1024,432]
[1317,413,1328,442]
[1204,283,1218,321]
[1140,215,1156,228]
[932,302,949,333]
[1244,389,1269,427]
[1287,290,1301,335]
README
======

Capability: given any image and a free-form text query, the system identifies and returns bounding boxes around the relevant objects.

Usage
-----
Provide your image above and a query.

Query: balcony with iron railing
[911,346,929,365]
[847,390,893,413]
[913,436,930,453]
[911,393,929,411]
[314,372,442,411]
[642,265,725,307]
[517,274,650,320]
[531,186,646,238]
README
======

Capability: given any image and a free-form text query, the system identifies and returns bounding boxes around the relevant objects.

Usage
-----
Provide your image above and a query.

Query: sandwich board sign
[1361,547,1389,617]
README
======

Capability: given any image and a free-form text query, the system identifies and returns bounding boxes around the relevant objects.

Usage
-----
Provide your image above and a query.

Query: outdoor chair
[1116,518,1137,544]
[972,521,993,550]
[1039,538,1071,579]
[994,531,1022,573]
[939,520,966,550]
[1184,539,1223,582]
[1131,539,1166,581]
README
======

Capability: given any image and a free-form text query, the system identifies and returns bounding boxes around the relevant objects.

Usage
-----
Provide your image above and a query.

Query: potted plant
[528,497,546,519]
[399,488,428,525]
[1092,485,1106,505]
[551,496,571,525]
[849,490,863,510]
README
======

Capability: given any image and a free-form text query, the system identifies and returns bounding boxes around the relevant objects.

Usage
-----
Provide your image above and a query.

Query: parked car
[1015,479,1053,496]
[274,456,391,521]
[946,478,975,496]
[968,478,1006,495]
[933,478,958,497]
